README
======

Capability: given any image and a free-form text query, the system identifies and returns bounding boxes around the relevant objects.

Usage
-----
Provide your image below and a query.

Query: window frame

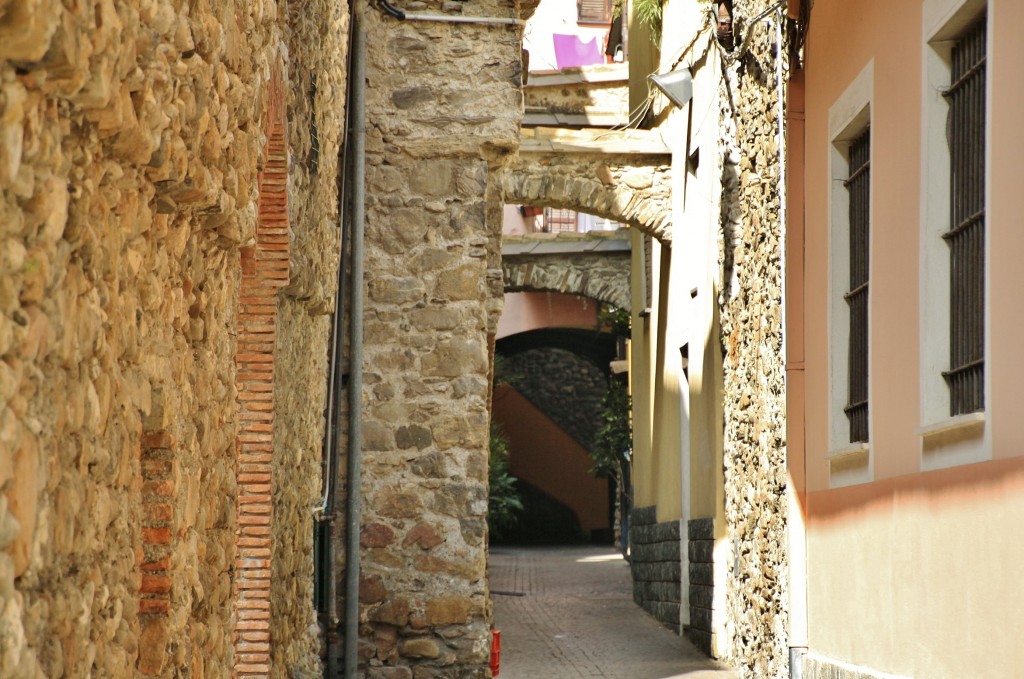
[577,0,613,25]
[844,127,871,445]
[941,13,986,416]
[918,0,991,470]
[826,61,874,488]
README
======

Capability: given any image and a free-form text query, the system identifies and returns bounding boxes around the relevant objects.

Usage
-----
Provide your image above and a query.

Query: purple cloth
[552,33,605,69]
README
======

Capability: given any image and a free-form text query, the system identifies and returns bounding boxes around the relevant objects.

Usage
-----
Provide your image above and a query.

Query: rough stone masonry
[717,1,791,677]
[0,0,357,676]
[344,0,526,676]
[0,0,281,676]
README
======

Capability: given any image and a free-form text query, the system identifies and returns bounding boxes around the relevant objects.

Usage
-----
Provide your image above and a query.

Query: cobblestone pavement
[489,545,739,679]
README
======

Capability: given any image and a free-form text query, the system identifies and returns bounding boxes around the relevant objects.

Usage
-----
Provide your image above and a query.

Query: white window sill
[918,411,985,441]
[825,441,869,461]
[919,411,987,471]
[827,442,871,488]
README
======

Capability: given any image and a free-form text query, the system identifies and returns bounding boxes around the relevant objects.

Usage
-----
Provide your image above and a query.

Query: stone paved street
[489,546,739,679]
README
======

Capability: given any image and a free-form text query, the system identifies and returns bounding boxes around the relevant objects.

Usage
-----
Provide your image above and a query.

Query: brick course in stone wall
[270,1,350,677]
[233,67,290,679]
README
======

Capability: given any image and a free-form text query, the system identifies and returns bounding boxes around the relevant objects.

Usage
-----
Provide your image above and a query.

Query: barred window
[844,128,870,443]
[577,0,612,24]
[542,207,577,233]
[942,14,986,415]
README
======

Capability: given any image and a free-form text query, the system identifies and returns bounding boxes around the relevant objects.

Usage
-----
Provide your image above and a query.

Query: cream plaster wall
[984,0,1024,460]
[796,0,1024,675]
[805,460,1024,678]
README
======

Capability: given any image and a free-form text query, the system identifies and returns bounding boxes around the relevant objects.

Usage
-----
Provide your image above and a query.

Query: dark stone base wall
[685,517,715,655]
[629,506,681,632]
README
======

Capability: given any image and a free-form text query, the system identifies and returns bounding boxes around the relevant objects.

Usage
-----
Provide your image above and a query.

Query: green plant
[633,0,664,41]
[597,304,631,337]
[591,380,632,480]
[492,352,526,390]
[488,422,523,540]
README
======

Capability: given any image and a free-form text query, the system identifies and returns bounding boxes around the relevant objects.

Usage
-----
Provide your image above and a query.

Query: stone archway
[502,245,631,312]
[498,129,674,243]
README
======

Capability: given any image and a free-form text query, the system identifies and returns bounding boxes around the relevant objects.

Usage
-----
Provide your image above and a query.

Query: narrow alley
[490,546,737,679]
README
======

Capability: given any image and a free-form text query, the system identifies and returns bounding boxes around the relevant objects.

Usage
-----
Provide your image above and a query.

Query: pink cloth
[552,33,606,68]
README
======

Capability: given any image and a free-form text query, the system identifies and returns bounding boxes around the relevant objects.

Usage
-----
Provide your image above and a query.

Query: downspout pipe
[343,2,367,677]
[319,2,357,677]
[322,143,348,679]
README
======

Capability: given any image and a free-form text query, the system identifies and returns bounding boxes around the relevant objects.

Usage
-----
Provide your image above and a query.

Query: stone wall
[523,64,629,124]
[0,1,280,676]
[686,517,715,655]
[717,1,791,677]
[499,153,673,242]
[270,0,350,676]
[629,506,681,633]
[502,241,632,311]
[346,2,524,676]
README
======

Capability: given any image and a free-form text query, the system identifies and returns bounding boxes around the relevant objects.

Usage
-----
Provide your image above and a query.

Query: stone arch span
[502,249,631,312]
[499,152,673,243]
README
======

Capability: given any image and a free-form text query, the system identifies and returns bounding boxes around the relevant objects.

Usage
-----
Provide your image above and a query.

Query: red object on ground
[490,630,501,676]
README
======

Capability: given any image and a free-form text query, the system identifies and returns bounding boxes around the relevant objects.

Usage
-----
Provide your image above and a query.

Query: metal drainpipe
[343,1,367,676]
[322,170,348,677]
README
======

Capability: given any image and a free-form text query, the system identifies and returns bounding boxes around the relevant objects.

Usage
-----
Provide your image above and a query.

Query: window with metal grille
[542,207,578,233]
[577,0,612,24]
[844,128,870,442]
[942,14,986,415]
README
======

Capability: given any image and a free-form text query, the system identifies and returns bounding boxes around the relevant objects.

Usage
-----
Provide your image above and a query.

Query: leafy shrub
[488,423,523,540]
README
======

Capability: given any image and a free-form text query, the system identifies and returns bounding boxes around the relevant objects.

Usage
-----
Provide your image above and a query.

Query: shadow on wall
[492,480,590,545]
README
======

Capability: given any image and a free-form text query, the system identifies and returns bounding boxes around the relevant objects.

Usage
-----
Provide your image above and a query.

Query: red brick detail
[138,427,177,678]
[233,62,288,679]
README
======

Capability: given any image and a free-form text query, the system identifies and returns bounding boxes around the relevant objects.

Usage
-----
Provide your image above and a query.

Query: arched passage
[502,249,631,312]
[498,146,674,243]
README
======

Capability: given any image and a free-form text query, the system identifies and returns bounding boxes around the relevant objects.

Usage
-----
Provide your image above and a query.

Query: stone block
[688,539,714,564]
[421,338,486,378]
[400,637,441,660]
[138,618,169,675]
[689,584,715,610]
[690,562,713,586]
[688,517,714,541]
[362,524,397,549]
[368,666,414,679]
[403,523,443,550]
[369,599,412,627]
[425,596,472,626]
[395,425,433,451]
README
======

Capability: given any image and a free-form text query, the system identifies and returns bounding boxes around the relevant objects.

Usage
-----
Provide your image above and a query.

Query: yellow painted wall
[630,228,660,508]
[651,246,683,522]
